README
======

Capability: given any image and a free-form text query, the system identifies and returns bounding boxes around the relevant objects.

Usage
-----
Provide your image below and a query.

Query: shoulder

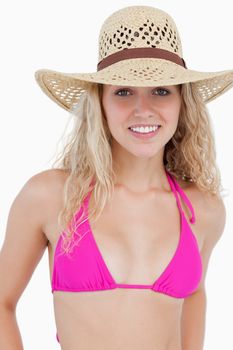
[196,189,226,291]
[178,179,226,292]
[24,168,69,197]
[177,177,226,236]
[187,181,226,244]
[177,177,226,253]
[27,168,69,186]
[198,189,226,248]
[19,168,70,224]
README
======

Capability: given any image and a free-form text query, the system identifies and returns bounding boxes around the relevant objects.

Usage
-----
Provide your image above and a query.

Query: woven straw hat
[35,5,233,112]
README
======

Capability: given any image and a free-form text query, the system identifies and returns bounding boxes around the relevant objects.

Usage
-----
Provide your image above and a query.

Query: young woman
[0,5,232,350]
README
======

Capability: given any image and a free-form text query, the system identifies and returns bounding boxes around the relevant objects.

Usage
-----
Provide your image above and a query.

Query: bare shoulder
[188,181,225,241]
[177,177,226,246]
[24,168,69,202]
[177,176,225,216]
[177,178,226,292]
[27,167,70,214]
[27,168,69,190]
[197,186,226,247]
[17,168,70,233]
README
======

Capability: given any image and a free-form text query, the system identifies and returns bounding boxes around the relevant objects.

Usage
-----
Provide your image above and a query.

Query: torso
[43,169,206,350]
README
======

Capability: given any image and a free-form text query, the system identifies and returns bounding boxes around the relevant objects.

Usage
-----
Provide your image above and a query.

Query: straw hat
[35,5,233,112]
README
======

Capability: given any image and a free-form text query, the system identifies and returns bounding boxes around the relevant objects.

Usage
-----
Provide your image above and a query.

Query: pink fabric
[52,170,202,342]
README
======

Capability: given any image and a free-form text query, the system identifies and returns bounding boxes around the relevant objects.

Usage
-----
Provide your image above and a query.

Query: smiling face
[101,84,182,159]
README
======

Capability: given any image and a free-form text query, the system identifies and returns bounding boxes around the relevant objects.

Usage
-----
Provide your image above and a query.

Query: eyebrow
[110,86,176,91]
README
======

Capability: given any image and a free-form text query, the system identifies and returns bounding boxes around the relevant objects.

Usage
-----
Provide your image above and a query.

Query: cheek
[103,103,128,128]
[165,100,181,122]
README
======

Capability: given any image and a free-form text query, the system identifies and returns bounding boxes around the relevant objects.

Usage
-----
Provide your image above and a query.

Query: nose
[134,92,155,118]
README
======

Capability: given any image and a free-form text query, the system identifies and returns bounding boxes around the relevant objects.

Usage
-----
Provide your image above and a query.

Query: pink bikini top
[51,170,202,299]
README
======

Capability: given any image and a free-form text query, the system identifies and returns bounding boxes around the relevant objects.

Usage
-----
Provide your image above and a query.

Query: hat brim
[35,58,233,111]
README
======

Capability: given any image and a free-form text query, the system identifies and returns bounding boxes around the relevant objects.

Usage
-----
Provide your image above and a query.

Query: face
[101,84,181,158]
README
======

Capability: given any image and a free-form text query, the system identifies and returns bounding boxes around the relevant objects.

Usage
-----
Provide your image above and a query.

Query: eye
[114,87,170,97]
[114,88,131,97]
[153,87,170,96]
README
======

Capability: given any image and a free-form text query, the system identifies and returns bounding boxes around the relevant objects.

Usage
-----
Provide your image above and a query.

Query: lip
[128,126,161,139]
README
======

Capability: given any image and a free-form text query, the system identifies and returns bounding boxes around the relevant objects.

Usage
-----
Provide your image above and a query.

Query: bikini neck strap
[165,170,195,224]
[84,172,196,224]
[83,177,95,208]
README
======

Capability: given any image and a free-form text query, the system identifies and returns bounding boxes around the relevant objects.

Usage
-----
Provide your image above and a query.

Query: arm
[181,193,226,350]
[181,286,207,350]
[0,174,49,350]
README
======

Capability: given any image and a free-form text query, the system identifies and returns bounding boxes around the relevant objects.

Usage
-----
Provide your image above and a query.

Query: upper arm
[0,173,50,310]
[196,193,226,292]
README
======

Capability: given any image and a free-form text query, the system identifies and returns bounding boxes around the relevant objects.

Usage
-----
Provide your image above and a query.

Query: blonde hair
[51,82,228,254]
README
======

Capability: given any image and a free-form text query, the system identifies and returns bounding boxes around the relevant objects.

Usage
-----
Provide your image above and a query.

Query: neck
[111,147,170,194]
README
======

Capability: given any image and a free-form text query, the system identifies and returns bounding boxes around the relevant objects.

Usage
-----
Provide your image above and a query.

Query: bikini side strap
[168,173,196,224]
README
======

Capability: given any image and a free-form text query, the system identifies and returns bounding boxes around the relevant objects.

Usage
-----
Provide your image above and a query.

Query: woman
[0,5,231,350]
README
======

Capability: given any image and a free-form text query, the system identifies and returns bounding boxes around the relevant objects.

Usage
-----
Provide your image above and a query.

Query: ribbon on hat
[97,47,187,71]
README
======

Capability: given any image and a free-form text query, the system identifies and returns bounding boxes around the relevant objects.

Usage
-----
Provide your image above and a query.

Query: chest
[45,186,204,286]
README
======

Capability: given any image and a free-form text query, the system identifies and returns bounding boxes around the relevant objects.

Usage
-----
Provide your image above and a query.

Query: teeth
[129,125,159,133]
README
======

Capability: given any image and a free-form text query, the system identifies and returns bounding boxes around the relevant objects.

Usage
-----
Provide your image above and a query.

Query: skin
[101,84,182,193]
[0,84,226,350]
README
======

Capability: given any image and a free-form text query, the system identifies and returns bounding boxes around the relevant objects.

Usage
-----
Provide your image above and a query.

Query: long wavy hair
[50,82,228,254]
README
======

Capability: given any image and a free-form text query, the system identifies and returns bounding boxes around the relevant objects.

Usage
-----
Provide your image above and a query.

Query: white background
[0,1,232,349]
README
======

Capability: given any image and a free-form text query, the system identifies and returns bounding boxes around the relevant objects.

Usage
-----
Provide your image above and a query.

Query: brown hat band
[97,47,187,71]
